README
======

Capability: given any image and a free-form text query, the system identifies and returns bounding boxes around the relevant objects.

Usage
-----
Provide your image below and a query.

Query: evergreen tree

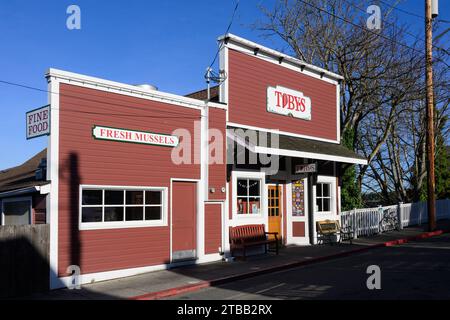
[341,128,363,210]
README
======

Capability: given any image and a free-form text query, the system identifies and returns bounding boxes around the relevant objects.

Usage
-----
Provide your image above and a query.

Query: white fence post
[397,202,403,230]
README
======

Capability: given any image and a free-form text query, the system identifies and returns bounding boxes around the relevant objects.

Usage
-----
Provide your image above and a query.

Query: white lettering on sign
[92,125,179,147]
[26,105,50,139]
[267,86,311,120]
[295,163,317,173]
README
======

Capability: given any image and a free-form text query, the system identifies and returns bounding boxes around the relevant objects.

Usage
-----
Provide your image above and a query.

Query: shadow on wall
[68,152,81,279]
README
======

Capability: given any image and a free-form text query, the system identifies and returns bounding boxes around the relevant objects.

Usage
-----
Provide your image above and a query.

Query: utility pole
[425,0,437,231]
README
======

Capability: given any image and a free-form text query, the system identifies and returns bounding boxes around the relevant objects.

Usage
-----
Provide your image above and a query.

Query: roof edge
[218,33,344,82]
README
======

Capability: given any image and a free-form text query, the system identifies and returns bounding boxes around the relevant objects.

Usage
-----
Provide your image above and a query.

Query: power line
[296,0,449,67]
[342,0,447,53]
[377,0,423,19]
[0,79,206,119]
[206,0,240,71]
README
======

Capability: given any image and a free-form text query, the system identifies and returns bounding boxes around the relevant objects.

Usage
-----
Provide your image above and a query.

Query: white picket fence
[341,199,450,238]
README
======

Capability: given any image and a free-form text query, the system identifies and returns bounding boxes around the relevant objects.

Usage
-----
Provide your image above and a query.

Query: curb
[131,229,445,300]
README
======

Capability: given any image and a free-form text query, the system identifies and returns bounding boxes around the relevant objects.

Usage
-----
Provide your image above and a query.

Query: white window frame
[314,176,336,215]
[316,183,332,213]
[1,196,32,226]
[232,171,265,220]
[79,185,168,230]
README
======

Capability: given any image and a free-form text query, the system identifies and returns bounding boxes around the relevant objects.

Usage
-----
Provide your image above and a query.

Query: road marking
[255,283,286,294]
[399,244,450,250]
[225,283,286,299]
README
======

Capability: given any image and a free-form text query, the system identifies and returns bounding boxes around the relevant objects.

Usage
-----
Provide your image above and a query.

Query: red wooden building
[0,34,367,289]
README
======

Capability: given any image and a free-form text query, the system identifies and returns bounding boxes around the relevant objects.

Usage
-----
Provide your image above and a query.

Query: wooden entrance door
[268,185,282,241]
[172,181,197,262]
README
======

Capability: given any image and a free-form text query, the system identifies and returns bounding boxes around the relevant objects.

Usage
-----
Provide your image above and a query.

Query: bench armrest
[265,232,278,241]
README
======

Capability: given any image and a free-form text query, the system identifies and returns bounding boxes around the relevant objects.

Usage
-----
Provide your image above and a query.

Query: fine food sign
[92,125,179,147]
[295,163,317,173]
[267,85,311,120]
[26,105,50,139]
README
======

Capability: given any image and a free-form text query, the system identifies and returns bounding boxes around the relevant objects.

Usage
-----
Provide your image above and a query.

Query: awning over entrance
[227,127,368,165]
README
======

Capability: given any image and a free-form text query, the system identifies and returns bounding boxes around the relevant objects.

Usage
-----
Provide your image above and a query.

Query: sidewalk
[24,221,450,300]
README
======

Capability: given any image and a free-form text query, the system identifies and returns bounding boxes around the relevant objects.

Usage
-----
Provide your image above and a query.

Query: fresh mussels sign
[92,125,179,147]
[267,85,312,120]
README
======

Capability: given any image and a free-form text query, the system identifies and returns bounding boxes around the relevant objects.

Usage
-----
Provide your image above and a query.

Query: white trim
[336,83,341,144]
[78,185,168,231]
[312,175,338,244]
[255,146,367,165]
[1,196,32,226]
[286,174,310,246]
[231,171,267,224]
[46,68,225,112]
[48,77,60,290]
[227,122,339,144]
[227,127,367,165]
[219,34,342,83]
[54,255,223,289]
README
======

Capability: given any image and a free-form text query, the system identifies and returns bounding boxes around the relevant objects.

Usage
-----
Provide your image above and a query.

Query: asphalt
[168,233,450,300]
[21,221,450,300]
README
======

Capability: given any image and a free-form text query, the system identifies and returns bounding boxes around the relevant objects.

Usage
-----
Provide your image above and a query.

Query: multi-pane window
[236,179,261,214]
[80,186,165,228]
[316,183,331,212]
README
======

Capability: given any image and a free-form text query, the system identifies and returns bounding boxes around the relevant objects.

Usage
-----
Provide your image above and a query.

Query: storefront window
[80,186,165,229]
[236,179,261,214]
[316,183,331,212]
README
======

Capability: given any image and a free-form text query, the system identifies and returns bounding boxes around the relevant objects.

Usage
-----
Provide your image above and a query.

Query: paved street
[168,233,450,300]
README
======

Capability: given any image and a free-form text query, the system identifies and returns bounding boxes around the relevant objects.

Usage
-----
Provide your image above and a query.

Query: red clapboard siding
[208,108,227,200]
[57,83,201,276]
[204,203,222,254]
[32,194,46,224]
[228,49,337,141]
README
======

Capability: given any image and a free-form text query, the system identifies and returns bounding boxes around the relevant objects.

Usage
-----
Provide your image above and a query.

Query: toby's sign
[92,125,179,147]
[26,105,50,139]
[267,86,311,120]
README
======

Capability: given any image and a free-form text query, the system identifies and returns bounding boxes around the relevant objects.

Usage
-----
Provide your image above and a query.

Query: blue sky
[0,0,448,169]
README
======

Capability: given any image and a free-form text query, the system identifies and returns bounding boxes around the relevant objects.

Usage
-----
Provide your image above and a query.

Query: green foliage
[341,128,362,210]
[419,115,450,201]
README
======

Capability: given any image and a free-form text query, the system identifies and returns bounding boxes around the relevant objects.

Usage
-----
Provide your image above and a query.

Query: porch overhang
[227,127,368,165]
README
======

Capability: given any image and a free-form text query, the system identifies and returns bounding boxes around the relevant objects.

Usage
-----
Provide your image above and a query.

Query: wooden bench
[229,224,279,259]
[316,219,354,245]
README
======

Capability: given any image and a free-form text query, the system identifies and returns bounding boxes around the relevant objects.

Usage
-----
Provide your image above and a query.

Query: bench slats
[229,224,279,259]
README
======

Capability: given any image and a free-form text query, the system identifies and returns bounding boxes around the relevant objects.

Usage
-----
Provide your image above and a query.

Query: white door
[312,175,338,244]
[286,176,310,245]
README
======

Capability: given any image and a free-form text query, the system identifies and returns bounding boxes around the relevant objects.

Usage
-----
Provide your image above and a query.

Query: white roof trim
[218,33,344,82]
[227,131,367,165]
[46,68,226,111]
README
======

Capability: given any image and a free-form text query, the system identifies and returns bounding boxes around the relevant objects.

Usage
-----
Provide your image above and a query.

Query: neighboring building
[4,34,366,289]
[0,149,50,226]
